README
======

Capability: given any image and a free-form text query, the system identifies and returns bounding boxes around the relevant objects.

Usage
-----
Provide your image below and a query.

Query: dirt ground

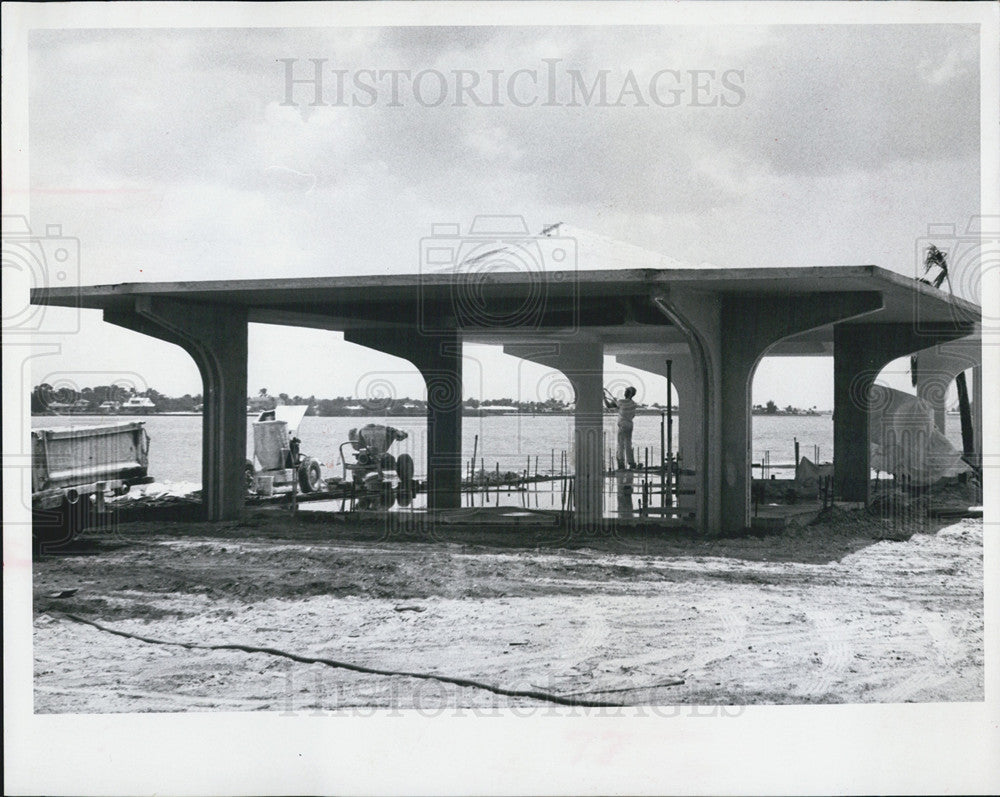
[33,505,984,712]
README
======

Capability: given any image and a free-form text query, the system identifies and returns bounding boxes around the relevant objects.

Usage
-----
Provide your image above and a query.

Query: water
[31,411,965,485]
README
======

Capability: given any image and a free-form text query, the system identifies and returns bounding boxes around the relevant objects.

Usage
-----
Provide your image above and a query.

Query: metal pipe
[660,410,665,508]
[666,358,673,508]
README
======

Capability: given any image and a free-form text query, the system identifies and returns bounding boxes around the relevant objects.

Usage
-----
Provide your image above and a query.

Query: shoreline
[30,409,831,419]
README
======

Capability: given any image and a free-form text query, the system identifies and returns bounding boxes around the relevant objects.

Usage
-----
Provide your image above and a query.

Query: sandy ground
[33,507,984,712]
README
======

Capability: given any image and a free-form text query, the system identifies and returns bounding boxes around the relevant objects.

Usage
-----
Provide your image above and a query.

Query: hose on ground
[58,612,683,708]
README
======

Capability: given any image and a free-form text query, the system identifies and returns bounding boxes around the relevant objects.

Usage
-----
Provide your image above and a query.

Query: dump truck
[32,421,152,546]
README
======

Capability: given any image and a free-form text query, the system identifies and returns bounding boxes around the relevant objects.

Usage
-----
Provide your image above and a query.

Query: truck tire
[298,458,323,493]
[33,495,89,549]
[396,484,414,507]
[396,454,414,484]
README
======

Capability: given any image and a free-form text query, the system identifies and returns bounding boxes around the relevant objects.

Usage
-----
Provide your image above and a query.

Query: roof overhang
[31,265,981,353]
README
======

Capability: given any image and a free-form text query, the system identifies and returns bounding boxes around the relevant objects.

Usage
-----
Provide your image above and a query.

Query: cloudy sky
[23,22,982,407]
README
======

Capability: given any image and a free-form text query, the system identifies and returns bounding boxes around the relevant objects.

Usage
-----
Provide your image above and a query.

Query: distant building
[479,404,520,414]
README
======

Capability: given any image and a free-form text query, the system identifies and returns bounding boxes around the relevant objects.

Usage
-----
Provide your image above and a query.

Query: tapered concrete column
[912,336,980,434]
[105,297,248,521]
[505,340,604,527]
[652,291,722,534]
[717,292,884,531]
[833,322,975,502]
[670,357,699,511]
[346,327,463,509]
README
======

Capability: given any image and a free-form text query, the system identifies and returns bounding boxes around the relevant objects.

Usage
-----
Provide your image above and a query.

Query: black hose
[58,612,656,708]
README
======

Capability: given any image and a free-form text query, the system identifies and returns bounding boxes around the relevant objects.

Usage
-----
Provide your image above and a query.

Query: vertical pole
[660,411,665,508]
[287,447,298,516]
[794,437,800,468]
[956,371,974,458]
[666,359,673,508]
[471,433,478,484]
[644,447,650,508]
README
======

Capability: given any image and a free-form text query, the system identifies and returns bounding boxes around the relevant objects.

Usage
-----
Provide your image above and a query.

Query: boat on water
[119,396,156,413]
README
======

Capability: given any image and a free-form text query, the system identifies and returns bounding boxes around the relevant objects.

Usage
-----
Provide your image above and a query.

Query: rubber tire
[396,485,413,507]
[244,461,256,494]
[396,453,415,484]
[33,496,89,549]
[298,458,322,493]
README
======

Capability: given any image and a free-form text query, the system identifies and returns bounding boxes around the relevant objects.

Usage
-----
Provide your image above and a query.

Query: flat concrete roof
[32,266,980,354]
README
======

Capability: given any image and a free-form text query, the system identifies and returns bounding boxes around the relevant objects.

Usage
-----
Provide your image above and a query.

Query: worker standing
[605,386,638,470]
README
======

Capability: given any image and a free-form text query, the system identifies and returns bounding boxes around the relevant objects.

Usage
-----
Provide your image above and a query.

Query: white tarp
[868,388,970,485]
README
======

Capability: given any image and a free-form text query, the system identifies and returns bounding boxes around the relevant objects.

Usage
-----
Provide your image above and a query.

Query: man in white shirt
[605,386,638,470]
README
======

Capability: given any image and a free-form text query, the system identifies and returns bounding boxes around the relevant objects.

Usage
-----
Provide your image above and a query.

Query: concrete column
[717,292,884,531]
[655,290,882,533]
[504,340,604,527]
[652,291,722,534]
[671,357,699,512]
[913,337,980,434]
[105,297,248,521]
[346,327,463,510]
[571,362,606,529]
[833,322,975,502]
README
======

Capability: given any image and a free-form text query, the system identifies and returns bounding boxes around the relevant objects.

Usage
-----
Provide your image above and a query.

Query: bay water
[29,412,967,484]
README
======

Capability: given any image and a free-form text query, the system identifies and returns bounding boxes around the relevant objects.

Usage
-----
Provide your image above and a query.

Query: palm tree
[921,245,952,292]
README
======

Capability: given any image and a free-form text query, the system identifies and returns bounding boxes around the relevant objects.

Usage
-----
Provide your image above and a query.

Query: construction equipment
[338,424,416,509]
[244,406,323,496]
[32,421,153,546]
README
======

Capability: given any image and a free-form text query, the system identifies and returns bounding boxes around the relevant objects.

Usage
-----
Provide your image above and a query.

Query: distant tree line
[31,383,202,414]
[34,384,754,417]
[752,400,820,415]
[32,384,576,416]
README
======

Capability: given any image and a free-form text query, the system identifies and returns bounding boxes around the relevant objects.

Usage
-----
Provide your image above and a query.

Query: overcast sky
[23,23,981,407]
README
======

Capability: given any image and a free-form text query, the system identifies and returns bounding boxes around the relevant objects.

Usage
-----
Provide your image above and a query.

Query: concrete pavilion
[31,265,982,534]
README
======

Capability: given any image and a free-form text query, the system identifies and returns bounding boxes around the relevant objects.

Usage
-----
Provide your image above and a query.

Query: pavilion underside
[32,265,981,533]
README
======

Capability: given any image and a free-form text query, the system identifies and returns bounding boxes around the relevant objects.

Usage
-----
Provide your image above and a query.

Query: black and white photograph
[4,1,998,794]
